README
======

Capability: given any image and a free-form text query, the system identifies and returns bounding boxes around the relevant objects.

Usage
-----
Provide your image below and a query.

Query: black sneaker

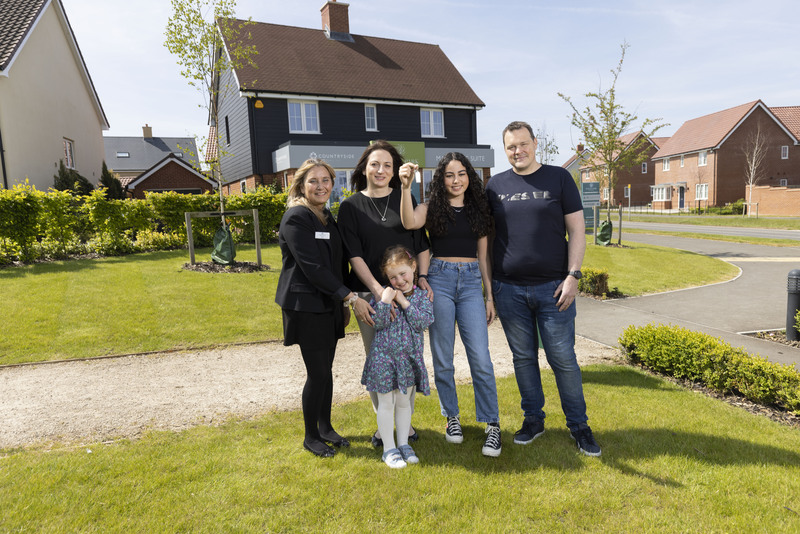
[513,417,544,445]
[571,427,601,457]
[482,423,502,457]
[445,416,463,444]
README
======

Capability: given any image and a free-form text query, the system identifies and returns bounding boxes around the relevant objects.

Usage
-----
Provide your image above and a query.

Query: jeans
[428,258,499,424]
[492,278,588,431]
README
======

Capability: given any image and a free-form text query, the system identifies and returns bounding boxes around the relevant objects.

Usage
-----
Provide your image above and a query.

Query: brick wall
[746,185,800,216]
[131,161,214,199]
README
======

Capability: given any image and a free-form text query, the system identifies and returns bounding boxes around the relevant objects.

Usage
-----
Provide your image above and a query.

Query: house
[650,100,799,210]
[561,144,589,179]
[211,0,493,202]
[125,153,215,199]
[576,132,667,207]
[103,125,200,188]
[0,0,109,192]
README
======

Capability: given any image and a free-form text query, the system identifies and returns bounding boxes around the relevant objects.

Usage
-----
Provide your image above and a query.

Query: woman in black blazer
[276,158,372,458]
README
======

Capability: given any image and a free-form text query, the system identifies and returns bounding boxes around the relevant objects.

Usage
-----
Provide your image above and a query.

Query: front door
[679,187,685,209]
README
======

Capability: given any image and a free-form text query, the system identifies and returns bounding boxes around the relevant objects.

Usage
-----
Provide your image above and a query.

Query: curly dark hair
[425,152,491,237]
[349,140,404,191]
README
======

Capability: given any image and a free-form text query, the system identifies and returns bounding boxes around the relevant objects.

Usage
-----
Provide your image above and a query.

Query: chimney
[143,124,153,138]
[321,1,349,34]
[577,143,584,153]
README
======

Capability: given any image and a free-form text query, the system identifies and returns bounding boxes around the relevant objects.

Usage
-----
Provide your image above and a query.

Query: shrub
[134,229,186,252]
[0,181,43,262]
[225,186,286,244]
[99,161,126,200]
[53,160,94,196]
[39,189,81,258]
[578,268,609,297]
[619,323,800,414]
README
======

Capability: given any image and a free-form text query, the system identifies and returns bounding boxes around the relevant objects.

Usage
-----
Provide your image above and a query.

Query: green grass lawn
[2,368,798,532]
[623,212,800,230]
[0,241,736,365]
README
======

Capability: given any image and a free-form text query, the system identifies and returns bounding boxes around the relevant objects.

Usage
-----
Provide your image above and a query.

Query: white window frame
[116,151,130,158]
[781,145,789,159]
[662,158,670,171]
[420,108,444,138]
[698,150,708,166]
[288,100,320,134]
[695,183,708,200]
[63,138,75,169]
[780,178,788,186]
[364,104,378,132]
[624,186,630,198]
[602,187,609,200]
[652,186,672,201]
[680,155,685,168]
[641,162,647,174]
[240,180,247,194]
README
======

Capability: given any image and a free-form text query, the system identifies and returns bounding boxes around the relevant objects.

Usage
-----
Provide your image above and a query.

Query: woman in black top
[337,140,432,446]
[276,158,371,458]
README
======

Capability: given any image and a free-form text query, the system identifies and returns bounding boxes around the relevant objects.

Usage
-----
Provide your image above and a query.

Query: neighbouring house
[576,132,667,207]
[125,153,215,199]
[211,0,493,202]
[561,143,589,180]
[650,100,800,210]
[0,0,109,192]
[103,125,200,187]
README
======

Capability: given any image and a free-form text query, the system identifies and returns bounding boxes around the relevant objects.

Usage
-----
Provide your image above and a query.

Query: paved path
[576,232,800,369]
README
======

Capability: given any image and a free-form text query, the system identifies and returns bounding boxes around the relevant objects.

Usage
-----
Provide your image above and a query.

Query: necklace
[365,193,390,222]
[452,205,464,213]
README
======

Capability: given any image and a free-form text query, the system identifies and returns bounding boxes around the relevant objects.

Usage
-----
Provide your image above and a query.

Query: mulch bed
[182,261,271,273]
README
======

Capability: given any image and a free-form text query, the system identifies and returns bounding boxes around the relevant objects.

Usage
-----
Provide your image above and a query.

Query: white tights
[376,387,414,452]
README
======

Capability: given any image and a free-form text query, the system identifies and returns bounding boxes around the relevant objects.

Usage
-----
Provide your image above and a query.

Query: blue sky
[64,0,800,172]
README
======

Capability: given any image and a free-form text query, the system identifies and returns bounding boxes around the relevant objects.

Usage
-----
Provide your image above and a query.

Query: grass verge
[1,367,798,532]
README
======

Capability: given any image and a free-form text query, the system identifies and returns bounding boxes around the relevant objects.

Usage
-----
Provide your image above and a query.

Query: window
[698,150,708,166]
[240,180,247,194]
[652,186,671,201]
[288,100,320,133]
[696,183,708,200]
[780,179,788,186]
[116,151,130,158]
[63,139,75,169]
[782,146,789,159]
[602,187,609,200]
[420,108,444,137]
[641,162,647,174]
[662,158,670,171]
[365,105,377,131]
[173,152,183,158]
[225,116,231,145]
[680,155,685,168]
[624,186,630,199]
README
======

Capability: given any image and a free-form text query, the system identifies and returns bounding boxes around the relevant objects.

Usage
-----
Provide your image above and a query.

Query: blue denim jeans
[428,258,499,424]
[492,279,588,431]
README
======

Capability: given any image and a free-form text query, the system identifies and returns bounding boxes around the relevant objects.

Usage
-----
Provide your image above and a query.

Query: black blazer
[275,205,350,313]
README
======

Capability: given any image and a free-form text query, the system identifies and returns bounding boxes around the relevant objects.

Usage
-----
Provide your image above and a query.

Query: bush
[225,186,286,244]
[134,230,186,252]
[619,323,800,414]
[578,268,609,297]
[0,181,42,262]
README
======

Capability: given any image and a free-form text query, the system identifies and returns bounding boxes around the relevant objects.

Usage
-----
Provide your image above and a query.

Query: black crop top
[429,208,478,258]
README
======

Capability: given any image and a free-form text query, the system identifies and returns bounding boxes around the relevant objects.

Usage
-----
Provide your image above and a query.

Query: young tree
[99,161,126,200]
[558,42,667,221]
[163,0,257,227]
[741,120,768,217]
[535,123,559,165]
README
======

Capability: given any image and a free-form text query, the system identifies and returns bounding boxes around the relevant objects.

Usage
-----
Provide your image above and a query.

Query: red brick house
[126,154,216,199]
[650,100,799,210]
[577,132,668,207]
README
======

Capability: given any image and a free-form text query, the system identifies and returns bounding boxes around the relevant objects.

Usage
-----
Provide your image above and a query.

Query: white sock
[376,391,396,451]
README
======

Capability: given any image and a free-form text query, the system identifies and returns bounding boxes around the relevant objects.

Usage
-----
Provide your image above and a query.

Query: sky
[63,0,800,173]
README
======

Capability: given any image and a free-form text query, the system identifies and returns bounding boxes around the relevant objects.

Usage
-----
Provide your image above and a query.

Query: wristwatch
[567,270,582,280]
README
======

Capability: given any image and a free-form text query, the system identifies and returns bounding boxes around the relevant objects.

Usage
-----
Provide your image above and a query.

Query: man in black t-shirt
[486,121,601,457]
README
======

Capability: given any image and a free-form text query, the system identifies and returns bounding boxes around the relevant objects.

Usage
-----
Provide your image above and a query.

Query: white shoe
[382,448,407,469]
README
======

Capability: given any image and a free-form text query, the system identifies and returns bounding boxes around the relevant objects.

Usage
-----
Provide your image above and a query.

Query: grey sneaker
[571,427,601,457]
[513,417,544,445]
[482,423,502,457]
[445,416,464,444]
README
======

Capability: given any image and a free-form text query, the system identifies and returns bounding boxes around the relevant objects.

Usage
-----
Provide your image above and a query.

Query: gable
[128,155,214,190]
[222,19,484,108]
[105,136,201,172]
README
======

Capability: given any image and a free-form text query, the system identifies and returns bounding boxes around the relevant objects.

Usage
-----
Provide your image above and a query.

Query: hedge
[0,183,289,264]
[619,323,800,414]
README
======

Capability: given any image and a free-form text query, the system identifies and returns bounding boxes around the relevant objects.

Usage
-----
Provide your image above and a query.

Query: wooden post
[185,212,196,264]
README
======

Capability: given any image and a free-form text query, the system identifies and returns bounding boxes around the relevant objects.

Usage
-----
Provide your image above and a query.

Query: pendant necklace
[366,193,390,222]
[452,205,464,213]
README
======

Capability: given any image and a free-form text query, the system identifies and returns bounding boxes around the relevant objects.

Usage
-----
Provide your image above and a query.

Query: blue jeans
[428,258,499,424]
[492,279,588,431]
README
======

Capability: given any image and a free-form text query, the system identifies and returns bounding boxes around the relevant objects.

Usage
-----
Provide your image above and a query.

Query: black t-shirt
[429,208,478,258]
[486,165,582,285]
[338,188,430,291]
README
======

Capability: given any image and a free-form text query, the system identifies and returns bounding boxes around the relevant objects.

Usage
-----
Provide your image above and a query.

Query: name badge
[315,232,330,240]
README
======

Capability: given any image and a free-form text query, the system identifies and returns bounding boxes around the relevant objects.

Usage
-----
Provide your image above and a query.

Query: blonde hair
[287,158,337,224]
[380,245,418,283]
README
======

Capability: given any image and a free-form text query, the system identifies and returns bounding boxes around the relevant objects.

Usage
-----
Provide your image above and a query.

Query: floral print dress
[361,288,434,395]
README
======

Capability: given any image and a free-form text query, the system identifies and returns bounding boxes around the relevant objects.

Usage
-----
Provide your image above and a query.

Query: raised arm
[398,163,428,230]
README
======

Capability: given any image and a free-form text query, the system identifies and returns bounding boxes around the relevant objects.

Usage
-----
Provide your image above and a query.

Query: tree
[99,161,126,200]
[741,120,768,217]
[53,160,94,196]
[163,0,257,227]
[558,42,667,221]
[535,123,559,165]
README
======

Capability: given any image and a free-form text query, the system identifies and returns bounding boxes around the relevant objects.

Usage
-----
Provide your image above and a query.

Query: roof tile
[0,0,47,71]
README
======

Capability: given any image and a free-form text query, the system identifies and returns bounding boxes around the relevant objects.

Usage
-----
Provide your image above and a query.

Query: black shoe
[371,431,383,448]
[513,417,544,445]
[320,431,350,448]
[482,423,502,457]
[408,428,419,443]
[445,416,464,444]
[303,439,335,458]
[571,427,601,457]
